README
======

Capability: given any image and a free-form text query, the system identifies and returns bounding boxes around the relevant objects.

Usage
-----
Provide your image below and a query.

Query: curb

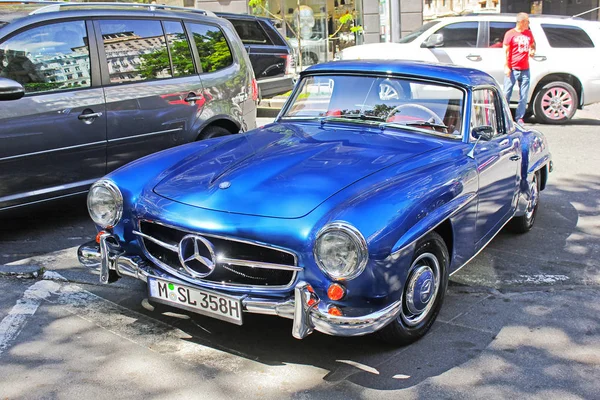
[257,107,281,118]
[0,264,45,279]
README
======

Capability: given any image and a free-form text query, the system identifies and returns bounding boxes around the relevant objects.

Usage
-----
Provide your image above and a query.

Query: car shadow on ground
[0,196,95,265]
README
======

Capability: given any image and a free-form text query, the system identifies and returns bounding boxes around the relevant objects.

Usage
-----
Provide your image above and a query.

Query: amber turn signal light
[95,230,107,244]
[328,306,343,316]
[327,283,346,301]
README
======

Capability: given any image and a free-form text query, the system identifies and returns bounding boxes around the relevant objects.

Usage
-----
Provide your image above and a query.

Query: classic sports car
[78,60,552,345]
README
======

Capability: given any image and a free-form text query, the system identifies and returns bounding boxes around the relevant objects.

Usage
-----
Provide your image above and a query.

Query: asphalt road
[0,107,599,399]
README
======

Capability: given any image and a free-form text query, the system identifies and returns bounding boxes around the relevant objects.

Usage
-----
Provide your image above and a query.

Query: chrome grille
[135,221,299,289]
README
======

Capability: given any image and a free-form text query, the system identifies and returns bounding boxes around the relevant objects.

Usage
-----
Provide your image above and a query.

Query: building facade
[192,0,425,65]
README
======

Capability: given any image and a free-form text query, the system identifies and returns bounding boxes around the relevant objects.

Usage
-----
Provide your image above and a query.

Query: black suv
[0,2,257,211]
[216,12,294,98]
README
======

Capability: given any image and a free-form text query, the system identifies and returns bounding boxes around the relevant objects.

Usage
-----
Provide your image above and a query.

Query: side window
[163,21,195,77]
[489,22,514,48]
[230,19,271,45]
[188,23,233,73]
[471,89,501,137]
[99,19,172,84]
[541,24,594,48]
[0,21,91,94]
[432,22,478,48]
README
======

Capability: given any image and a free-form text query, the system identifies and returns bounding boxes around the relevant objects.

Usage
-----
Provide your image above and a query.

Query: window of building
[99,19,172,84]
[434,22,478,48]
[163,21,195,77]
[229,19,270,45]
[188,23,233,73]
[0,20,91,94]
[541,24,594,48]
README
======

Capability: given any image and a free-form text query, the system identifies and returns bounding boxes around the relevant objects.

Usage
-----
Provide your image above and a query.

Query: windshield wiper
[380,119,449,131]
[320,113,385,126]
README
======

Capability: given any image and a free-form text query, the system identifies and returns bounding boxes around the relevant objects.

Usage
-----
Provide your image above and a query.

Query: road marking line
[0,279,61,356]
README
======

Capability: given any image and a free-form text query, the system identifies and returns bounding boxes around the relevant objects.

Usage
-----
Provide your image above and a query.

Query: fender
[390,192,476,255]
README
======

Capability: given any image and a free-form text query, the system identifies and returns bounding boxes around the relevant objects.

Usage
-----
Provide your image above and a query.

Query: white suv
[336,14,600,124]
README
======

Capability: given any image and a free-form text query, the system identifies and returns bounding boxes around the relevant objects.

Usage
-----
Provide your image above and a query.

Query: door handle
[466,54,482,62]
[499,139,510,146]
[78,112,102,120]
[185,93,203,102]
[532,55,547,62]
[510,155,521,161]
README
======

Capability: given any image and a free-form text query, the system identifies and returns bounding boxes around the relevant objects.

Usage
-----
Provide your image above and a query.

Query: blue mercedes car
[78,60,552,345]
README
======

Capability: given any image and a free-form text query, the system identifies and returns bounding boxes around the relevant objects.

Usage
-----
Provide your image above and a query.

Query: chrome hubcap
[541,87,573,120]
[401,253,440,326]
[526,176,539,220]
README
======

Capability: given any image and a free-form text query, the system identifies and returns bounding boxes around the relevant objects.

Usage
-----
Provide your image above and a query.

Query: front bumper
[78,234,401,339]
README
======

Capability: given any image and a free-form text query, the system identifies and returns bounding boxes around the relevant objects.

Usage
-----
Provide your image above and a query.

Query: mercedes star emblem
[178,234,217,278]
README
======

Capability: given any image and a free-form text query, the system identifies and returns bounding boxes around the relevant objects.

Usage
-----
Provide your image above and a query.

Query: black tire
[375,232,449,345]
[509,171,540,233]
[199,125,232,140]
[533,81,578,124]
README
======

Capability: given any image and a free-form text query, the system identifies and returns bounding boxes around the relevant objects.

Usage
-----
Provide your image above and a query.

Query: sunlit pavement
[1,107,599,399]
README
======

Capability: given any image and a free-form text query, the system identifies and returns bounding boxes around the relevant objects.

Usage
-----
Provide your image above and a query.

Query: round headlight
[87,180,123,228]
[314,222,368,280]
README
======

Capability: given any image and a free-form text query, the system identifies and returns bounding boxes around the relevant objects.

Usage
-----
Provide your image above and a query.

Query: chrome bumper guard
[78,234,401,339]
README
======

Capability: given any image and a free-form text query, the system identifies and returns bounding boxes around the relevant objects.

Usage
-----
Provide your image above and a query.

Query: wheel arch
[434,218,454,263]
[196,116,241,140]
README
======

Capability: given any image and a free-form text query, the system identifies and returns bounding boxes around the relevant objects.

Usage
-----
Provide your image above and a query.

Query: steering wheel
[386,103,444,125]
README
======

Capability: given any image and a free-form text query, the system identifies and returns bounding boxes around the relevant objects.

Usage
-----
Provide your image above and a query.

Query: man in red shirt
[503,12,536,125]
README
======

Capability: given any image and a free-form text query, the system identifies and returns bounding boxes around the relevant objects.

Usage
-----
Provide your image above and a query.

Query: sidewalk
[257,93,290,118]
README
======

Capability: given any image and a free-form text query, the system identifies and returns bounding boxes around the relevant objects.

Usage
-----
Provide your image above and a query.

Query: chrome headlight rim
[87,179,123,229]
[313,221,368,281]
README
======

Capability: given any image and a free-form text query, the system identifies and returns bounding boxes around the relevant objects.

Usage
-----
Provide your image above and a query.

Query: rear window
[229,19,271,45]
[541,24,594,48]
[188,23,234,73]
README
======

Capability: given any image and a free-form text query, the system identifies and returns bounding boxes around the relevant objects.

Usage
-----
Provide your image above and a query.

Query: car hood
[153,123,441,218]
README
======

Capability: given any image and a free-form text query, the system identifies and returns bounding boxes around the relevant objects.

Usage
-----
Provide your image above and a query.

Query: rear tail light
[284,54,293,75]
[251,78,258,102]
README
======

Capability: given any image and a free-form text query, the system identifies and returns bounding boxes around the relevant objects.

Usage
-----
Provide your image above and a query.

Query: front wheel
[533,81,578,124]
[375,232,449,345]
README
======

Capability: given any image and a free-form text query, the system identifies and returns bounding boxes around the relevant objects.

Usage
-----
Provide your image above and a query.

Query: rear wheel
[375,232,449,345]
[533,81,577,124]
[509,171,540,233]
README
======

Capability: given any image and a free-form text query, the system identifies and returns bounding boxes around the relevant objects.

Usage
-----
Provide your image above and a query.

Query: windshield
[282,74,465,138]
[397,21,441,43]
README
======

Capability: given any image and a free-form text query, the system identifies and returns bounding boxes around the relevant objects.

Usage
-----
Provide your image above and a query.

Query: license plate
[148,278,243,325]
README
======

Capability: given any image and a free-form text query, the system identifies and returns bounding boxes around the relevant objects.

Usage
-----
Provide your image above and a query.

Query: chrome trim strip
[218,257,303,272]
[108,128,183,143]
[133,230,178,252]
[0,141,106,162]
[0,190,89,211]
[449,213,515,277]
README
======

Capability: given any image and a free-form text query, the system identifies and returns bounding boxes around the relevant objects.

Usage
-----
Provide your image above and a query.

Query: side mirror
[422,33,444,48]
[472,125,495,141]
[0,78,25,101]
